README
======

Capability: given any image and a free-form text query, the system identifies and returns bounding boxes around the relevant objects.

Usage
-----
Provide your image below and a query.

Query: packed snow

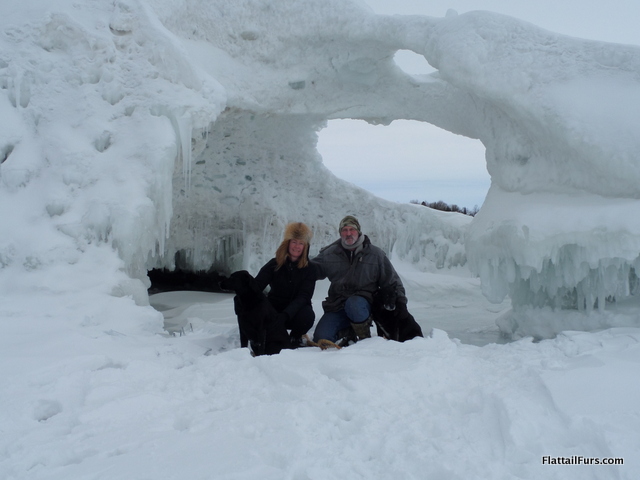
[3,270,639,479]
[1,0,639,478]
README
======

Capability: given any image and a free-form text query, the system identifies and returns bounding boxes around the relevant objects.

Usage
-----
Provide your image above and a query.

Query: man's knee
[344,295,371,323]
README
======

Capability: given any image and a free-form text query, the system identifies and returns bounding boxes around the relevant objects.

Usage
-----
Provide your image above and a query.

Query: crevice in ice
[1,144,14,164]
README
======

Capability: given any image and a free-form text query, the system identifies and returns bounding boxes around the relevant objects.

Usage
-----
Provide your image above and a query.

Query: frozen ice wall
[0,0,468,307]
[0,0,224,304]
[163,109,469,275]
[121,0,640,312]
[1,0,639,314]
[154,0,472,276]
[429,13,640,311]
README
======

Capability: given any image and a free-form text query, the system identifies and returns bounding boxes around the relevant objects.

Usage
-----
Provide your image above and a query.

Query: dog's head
[219,270,261,296]
[375,285,397,311]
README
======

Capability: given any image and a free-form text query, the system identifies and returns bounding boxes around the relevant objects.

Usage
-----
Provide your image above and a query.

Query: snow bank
[3,308,637,479]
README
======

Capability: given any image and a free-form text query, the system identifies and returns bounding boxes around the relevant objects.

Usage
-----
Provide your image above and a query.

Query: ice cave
[1,0,639,315]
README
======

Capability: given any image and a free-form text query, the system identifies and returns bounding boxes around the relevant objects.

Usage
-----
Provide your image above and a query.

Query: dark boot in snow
[351,318,372,341]
[289,333,306,349]
[335,326,357,347]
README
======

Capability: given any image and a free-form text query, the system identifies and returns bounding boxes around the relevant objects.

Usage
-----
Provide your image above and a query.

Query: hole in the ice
[147,267,226,295]
[393,49,436,76]
[316,119,489,213]
[147,266,231,338]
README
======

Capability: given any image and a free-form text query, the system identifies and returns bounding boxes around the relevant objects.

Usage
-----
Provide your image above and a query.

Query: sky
[317,0,640,209]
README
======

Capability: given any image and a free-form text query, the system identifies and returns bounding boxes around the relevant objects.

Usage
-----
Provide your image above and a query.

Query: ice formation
[1,0,639,315]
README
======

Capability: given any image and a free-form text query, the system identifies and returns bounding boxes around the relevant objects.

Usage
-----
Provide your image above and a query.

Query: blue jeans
[313,296,371,343]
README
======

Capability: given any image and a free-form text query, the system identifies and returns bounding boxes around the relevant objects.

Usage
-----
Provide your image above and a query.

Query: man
[311,215,406,345]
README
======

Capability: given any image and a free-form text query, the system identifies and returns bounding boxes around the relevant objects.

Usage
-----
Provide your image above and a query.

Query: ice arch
[1,0,639,315]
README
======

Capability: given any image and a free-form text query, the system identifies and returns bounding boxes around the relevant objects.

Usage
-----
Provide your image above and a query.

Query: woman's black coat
[254,258,316,320]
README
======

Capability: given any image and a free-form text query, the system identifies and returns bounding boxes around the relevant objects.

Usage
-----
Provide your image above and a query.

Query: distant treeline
[410,199,480,217]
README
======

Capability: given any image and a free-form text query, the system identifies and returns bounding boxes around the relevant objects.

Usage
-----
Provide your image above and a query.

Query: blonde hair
[275,222,313,269]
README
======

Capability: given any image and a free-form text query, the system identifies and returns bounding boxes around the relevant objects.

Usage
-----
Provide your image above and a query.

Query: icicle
[177,115,193,193]
[14,71,21,109]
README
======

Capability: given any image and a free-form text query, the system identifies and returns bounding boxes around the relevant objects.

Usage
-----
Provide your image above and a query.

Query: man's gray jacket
[311,235,406,312]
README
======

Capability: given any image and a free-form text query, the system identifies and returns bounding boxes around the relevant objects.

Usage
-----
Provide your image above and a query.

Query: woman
[254,222,316,348]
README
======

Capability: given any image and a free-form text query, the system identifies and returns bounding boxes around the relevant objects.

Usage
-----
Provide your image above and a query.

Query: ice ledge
[467,187,640,310]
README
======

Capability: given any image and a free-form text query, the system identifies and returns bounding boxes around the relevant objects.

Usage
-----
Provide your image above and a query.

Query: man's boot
[351,318,372,340]
[335,326,358,347]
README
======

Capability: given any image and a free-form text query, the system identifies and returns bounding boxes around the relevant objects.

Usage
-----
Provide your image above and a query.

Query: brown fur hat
[275,222,313,269]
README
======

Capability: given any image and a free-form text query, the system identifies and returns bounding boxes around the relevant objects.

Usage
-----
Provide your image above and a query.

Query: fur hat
[339,215,361,234]
[275,222,312,269]
[283,222,313,244]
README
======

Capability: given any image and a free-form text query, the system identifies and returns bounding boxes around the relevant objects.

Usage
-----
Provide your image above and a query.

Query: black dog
[219,270,289,356]
[372,286,423,342]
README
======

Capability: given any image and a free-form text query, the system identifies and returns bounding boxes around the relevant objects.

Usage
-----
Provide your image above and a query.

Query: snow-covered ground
[3,262,638,480]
